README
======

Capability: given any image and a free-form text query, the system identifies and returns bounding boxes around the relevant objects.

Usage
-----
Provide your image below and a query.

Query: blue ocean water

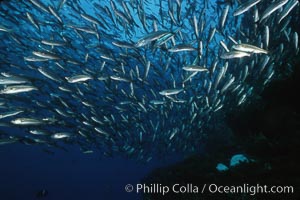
[0,133,192,199]
[0,143,183,199]
[0,0,299,199]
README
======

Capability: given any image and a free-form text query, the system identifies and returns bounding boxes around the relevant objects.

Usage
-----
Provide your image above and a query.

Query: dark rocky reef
[142,58,300,199]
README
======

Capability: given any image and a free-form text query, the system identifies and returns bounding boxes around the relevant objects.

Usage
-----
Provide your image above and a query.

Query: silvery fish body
[0,85,38,94]
[232,44,268,54]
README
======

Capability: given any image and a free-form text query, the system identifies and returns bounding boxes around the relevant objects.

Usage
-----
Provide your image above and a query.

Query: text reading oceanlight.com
[125,183,294,196]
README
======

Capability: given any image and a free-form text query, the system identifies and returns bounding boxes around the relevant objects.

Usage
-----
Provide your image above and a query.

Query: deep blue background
[0,143,183,200]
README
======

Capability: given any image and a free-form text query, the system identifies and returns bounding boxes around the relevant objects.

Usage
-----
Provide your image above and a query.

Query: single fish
[182,65,209,72]
[232,43,268,54]
[11,118,44,125]
[0,110,24,119]
[0,76,29,85]
[168,44,197,52]
[135,31,171,47]
[233,0,261,16]
[0,85,38,94]
[159,88,183,96]
[51,132,71,139]
[65,75,92,83]
[220,51,251,59]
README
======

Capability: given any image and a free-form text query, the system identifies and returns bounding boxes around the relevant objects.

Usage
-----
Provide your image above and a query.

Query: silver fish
[0,110,24,119]
[51,132,72,139]
[11,118,44,125]
[277,0,299,24]
[220,51,251,59]
[219,5,229,31]
[65,75,92,83]
[294,32,298,51]
[232,44,268,54]
[32,51,60,60]
[0,76,29,85]
[135,31,171,47]
[168,44,197,52]
[182,65,209,72]
[260,0,289,22]
[38,67,61,82]
[233,0,261,16]
[159,89,183,96]
[0,85,38,94]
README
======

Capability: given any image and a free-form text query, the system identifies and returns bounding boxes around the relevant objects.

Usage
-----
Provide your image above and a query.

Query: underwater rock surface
[142,58,300,199]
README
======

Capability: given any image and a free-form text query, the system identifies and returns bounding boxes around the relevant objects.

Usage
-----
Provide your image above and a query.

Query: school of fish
[0,0,299,160]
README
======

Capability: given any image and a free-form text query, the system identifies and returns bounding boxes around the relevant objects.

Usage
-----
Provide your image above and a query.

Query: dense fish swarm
[0,0,299,160]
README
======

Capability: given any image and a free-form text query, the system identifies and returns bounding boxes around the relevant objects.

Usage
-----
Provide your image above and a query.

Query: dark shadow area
[142,58,300,199]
